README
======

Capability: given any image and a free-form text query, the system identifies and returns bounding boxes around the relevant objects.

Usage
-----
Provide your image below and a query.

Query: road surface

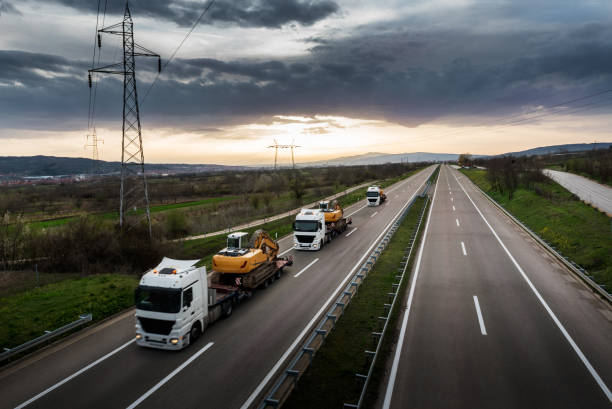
[0,166,436,409]
[543,169,612,216]
[381,165,612,408]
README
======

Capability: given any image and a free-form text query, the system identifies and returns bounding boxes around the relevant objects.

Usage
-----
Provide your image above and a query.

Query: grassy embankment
[284,194,431,409]
[1,169,424,357]
[0,274,138,352]
[461,168,612,291]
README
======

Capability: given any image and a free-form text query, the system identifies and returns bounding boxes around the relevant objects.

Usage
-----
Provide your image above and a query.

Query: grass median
[284,194,429,409]
[461,168,612,291]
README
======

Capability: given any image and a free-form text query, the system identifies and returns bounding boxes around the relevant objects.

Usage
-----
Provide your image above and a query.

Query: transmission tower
[267,138,301,169]
[88,1,161,237]
[85,127,103,174]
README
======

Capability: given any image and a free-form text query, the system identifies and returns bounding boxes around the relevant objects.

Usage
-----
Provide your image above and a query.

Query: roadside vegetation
[461,162,612,291]
[284,186,433,408]
[543,146,612,186]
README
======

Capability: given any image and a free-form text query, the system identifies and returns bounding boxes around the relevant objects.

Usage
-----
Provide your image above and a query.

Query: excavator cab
[226,232,248,250]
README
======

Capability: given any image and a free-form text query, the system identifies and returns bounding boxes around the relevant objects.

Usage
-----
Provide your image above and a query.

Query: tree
[458,153,473,167]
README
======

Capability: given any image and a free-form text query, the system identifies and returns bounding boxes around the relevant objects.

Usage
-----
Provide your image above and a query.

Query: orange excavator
[319,199,343,223]
[212,229,292,289]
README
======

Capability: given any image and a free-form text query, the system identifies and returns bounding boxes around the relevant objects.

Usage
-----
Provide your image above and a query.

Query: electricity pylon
[267,138,300,169]
[85,127,103,174]
[88,1,161,237]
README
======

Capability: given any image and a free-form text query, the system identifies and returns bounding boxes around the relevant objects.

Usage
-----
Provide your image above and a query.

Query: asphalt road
[543,169,612,216]
[382,165,612,409]
[0,166,436,409]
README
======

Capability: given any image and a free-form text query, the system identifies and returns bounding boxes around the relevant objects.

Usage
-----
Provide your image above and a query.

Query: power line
[140,0,217,107]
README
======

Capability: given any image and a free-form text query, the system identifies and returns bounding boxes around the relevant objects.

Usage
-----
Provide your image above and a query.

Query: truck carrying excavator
[292,200,352,250]
[134,230,292,350]
[366,185,386,206]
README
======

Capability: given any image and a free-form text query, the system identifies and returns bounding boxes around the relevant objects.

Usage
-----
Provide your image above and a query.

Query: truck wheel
[189,322,201,344]
[275,269,282,280]
[320,239,324,248]
[223,300,233,317]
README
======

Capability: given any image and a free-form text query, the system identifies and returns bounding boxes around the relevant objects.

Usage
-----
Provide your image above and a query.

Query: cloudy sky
[1,0,611,165]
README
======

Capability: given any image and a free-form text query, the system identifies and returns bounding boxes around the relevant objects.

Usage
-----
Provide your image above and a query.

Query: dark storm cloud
[13,0,338,28]
[2,21,612,131]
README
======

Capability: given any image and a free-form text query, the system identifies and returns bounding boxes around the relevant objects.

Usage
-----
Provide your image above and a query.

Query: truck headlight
[135,333,142,340]
[170,338,179,345]
[313,244,318,248]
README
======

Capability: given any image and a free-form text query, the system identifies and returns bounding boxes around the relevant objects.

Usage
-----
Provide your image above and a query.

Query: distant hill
[304,152,467,166]
[0,156,245,177]
[497,142,612,157]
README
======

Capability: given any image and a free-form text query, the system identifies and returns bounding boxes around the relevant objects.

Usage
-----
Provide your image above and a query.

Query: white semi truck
[134,257,237,350]
[292,201,351,251]
[366,185,386,206]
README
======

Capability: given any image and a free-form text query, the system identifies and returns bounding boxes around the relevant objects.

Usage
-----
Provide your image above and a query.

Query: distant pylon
[85,127,103,174]
[267,138,300,169]
[88,1,161,237]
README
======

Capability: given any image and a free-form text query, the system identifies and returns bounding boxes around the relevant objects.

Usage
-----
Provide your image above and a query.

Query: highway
[382,165,612,408]
[543,169,612,216]
[0,166,436,409]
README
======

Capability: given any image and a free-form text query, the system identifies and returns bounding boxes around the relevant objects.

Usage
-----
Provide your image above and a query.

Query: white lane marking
[294,258,319,278]
[347,204,367,217]
[456,219,460,227]
[346,227,358,237]
[16,339,136,409]
[451,197,454,202]
[452,169,612,403]
[450,191,452,195]
[461,241,467,256]
[395,195,399,198]
[383,166,438,409]
[370,211,378,218]
[473,296,487,335]
[279,248,293,256]
[126,342,214,409]
[452,206,456,211]
[241,168,435,409]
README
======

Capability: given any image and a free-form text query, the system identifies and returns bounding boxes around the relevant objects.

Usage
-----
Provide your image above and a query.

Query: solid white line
[241,168,435,409]
[452,205,456,211]
[452,169,612,403]
[370,211,378,218]
[346,227,358,237]
[473,296,487,335]
[16,339,136,409]
[461,241,467,256]
[279,248,293,256]
[382,167,438,409]
[126,342,214,409]
[456,218,460,227]
[293,258,319,278]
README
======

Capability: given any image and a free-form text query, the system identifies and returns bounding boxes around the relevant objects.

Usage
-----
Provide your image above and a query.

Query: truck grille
[295,235,315,244]
[368,198,377,203]
[138,317,175,335]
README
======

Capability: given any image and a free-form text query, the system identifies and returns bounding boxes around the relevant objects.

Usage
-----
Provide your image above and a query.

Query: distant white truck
[134,257,238,350]
[366,185,386,206]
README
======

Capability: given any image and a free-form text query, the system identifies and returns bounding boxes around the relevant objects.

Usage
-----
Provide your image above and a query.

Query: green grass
[462,169,612,291]
[284,195,429,409]
[0,274,139,352]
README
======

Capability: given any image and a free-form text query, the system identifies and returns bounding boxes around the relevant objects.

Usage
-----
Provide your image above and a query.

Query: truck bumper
[135,325,188,350]
[294,243,320,251]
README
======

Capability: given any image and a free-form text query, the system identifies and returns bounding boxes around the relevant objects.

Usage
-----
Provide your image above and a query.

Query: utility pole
[85,127,103,174]
[88,1,160,237]
[267,138,300,170]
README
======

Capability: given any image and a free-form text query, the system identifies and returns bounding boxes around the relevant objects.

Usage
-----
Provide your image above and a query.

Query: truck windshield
[227,237,241,248]
[135,286,181,313]
[293,220,318,232]
[366,191,379,197]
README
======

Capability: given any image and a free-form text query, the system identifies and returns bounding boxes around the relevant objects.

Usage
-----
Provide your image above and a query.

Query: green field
[284,195,429,409]
[0,274,139,352]
[462,169,612,291]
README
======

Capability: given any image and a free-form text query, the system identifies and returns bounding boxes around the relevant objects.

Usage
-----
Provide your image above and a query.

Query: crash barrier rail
[343,192,431,409]
[466,178,612,305]
[0,314,92,362]
[182,181,374,242]
[258,172,436,409]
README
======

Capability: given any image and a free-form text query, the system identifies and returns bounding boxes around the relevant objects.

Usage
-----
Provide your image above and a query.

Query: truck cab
[366,186,385,206]
[293,209,325,251]
[135,258,208,350]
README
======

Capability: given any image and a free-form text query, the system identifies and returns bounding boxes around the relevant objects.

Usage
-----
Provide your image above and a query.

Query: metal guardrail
[344,192,431,409]
[1,314,92,362]
[467,179,612,305]
[257,171,437,409]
